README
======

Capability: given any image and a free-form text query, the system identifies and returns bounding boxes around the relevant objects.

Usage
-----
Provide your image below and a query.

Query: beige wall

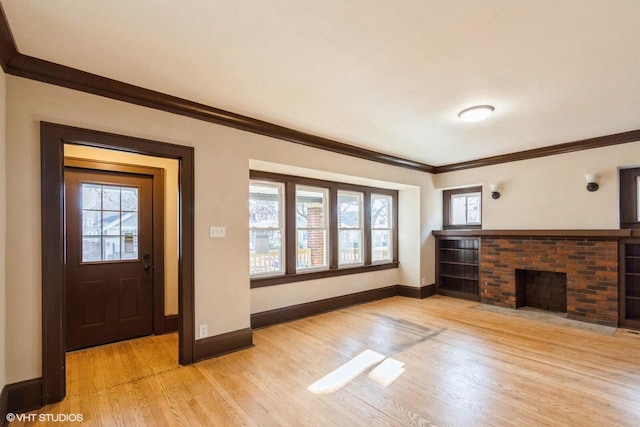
[0,70,6,390]
[5,71,638,387]
[434,143,640,230]
[63,145,179,315]
[5,76,435,383]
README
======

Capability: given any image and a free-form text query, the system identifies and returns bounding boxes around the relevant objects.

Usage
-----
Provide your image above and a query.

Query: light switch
[210,226,226,238]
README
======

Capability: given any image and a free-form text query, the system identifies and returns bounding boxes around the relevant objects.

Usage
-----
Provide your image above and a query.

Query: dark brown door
[65,168,154,350]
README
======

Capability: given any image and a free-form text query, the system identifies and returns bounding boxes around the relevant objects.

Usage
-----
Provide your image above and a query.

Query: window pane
[102,186,121,210]
[121,188,139,212]
[466,195,480,223]
[82,237,102,262]
[102,211,121,235]
[249,183,282,228]
[249,230,283,275]
[451,192,481,225]
[121,213,139,235]
[296,187,327,228]
[372,230,392,262]
[103,236,120,261]
[372,194,391,228]
[338,191,362,228]
[451,195,468,225]
[297,229,327,269]
[80,183,139,262]
[82,184,101,210]
[121,234,138,260]
[339,230,362,265]
[82,210,101,236]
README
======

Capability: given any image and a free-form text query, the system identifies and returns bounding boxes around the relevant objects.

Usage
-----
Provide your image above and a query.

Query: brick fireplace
[480,238,618,326]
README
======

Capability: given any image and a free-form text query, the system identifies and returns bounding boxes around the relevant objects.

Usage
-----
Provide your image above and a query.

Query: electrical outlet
[210,226,226,238]
[199,324,208,338]
[421,277,426,286]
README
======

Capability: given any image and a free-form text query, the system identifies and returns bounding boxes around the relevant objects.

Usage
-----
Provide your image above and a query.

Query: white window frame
[450,191,482,226]
[296,185,330,272]
[338,190,364,267]
[371,193,393,263]
[249,180,285,277]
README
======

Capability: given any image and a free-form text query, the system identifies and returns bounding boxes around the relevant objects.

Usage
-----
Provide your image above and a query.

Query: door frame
[64,158,167,338]
[41,122,195,404]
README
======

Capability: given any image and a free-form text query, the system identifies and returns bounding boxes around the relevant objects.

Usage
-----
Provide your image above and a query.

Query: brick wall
[307,206,325,267]
[480,238,618,326]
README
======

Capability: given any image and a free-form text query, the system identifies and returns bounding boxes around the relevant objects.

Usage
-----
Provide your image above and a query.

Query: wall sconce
[490,184,501,199]
[584,173,599,192]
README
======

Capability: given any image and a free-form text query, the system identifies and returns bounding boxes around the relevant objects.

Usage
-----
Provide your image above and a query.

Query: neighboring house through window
[249,171,398,286]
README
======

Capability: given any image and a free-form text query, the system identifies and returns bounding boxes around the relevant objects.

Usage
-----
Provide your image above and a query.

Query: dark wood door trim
[64,158,166,336]
[41,122,195,405]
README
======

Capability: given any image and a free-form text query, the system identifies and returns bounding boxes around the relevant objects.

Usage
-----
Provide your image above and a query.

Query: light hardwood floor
[13,296,640,426]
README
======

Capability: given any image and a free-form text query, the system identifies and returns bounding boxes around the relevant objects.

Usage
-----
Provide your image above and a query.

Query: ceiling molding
[433,129,640,174]
[1,4,639,175]
[0,5,434,174]
[0,3,16,72]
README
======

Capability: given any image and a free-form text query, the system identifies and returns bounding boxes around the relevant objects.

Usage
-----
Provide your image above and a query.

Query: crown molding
[433,129,640,174]
[1,4,639,175]
[0,2,16,72]
[0,4,433,174]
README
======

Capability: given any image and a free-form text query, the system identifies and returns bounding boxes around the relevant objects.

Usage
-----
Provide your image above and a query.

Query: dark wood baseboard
[3,378,42,419]
[397,284,436,299]
[251,284,435,329]
[194,328,254,362]
[163,314,179,334]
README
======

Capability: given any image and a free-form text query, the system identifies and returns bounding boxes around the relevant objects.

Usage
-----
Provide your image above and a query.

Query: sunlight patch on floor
[308,349,405,394]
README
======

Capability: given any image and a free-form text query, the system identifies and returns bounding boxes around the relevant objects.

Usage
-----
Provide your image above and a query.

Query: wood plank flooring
[12,296,640,426]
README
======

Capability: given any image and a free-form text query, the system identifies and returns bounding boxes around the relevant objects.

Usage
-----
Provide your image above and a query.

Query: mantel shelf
[433,229,633,239]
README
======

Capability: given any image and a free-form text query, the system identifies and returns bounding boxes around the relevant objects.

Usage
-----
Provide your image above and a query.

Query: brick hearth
[480,238,618,326]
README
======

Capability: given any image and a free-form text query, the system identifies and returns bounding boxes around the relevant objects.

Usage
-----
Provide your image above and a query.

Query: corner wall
[434,142,640,229]
[4,76,436,383]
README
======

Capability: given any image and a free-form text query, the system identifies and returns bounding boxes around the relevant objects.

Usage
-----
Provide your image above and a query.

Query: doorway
[41,122,195,405]
[64,164,161,350]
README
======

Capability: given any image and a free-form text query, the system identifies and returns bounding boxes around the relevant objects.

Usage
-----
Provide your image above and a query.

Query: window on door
[81,183,140,262]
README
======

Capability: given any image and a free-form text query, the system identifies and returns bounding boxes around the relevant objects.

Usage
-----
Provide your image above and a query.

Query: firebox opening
[515,269,567,313]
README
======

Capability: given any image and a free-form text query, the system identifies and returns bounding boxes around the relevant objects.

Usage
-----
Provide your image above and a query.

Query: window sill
[250,262,399,288]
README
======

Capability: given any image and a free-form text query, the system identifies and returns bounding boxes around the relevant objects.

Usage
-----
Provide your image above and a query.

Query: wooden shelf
[621,241,640,330]
[436,237,480,300]
[440,261,478,267]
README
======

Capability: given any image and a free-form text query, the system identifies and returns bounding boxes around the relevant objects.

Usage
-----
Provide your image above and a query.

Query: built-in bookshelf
[436,237,480,301]
[621,241,640,329]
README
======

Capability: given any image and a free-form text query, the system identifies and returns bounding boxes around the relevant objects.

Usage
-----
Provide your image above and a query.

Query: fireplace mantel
[433,229,632,239]
[433,230,622,326]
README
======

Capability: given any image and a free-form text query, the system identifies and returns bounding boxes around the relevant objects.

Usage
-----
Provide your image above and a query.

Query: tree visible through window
[371,194,393,262]
[443,186,482,229]
[338,191,364,266]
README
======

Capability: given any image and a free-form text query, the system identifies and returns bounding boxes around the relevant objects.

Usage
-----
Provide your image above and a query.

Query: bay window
[249,171,398,287]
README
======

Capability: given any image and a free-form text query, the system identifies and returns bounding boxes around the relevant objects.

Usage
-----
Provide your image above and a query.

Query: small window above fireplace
[620,167,640,228]
[443,186,482,230]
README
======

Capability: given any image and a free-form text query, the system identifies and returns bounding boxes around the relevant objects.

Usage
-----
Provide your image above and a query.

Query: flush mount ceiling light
[458,105,495,123]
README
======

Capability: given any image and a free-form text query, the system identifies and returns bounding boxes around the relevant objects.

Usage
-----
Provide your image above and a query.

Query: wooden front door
[65,168,154,350]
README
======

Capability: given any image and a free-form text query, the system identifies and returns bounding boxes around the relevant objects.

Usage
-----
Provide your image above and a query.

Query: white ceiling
[3,0,640,166]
